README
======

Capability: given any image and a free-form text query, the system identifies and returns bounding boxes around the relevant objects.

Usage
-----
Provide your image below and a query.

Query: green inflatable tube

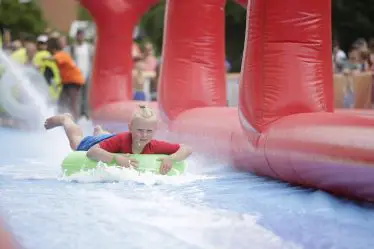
[61,151,187,176]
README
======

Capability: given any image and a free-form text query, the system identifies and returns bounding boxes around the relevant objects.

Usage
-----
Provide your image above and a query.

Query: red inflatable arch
[81,0,374,202]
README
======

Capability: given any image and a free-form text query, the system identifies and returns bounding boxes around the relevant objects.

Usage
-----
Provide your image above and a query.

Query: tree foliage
[139,0,247,71]
[332,0,374,50]
[139,0,166,55]
[0,0,46,38]
[223,0,246,72]
[77,5,93,21]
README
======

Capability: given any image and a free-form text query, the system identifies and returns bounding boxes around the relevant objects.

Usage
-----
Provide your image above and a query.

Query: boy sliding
[44,104,192,174]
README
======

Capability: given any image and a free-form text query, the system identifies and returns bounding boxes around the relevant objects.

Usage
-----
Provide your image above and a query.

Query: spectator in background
[69,30,94,75]
[69,29,93,117]
[50,31,60,39]
[353,38,368,52]
[367,38,374,107]
[133,61,146,101]
[132,41,146,101]
[10,40,22,52]
[139,42,157,73]
[150,61,161,101]
[0,26,11,52]
[369,38,374,71]
[57,35,69,53]
[225,59,231,72]
[352,38,370,71]
[33,35,50,69]
[33,35,61,102]
[132,40,142,59]
[340,47,358,109]
[340,43,371,109]
[343,46,364,74]
[0,25,3,49]
[24,42,36,66]
[45,37,84,120]
[10,33,34,64]
[44,27,52,37]
[332,40,346,73]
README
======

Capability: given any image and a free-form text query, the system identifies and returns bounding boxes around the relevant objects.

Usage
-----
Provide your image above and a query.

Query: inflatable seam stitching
[262,133,281,179]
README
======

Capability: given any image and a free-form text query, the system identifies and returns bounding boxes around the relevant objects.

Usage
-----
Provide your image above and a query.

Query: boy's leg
[44,113,84,150]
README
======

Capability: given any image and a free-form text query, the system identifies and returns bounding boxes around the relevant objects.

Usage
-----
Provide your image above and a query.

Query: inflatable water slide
[78,0,374,202]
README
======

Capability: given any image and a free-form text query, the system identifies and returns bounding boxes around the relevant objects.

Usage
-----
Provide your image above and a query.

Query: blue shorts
[76,134,115,151]
[133,91,146,101]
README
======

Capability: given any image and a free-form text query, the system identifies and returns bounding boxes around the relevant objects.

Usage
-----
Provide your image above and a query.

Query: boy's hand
[115,155,139,168]
[157,157,172,175]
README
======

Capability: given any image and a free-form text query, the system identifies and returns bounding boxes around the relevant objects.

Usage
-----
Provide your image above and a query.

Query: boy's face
[129,118,157,146]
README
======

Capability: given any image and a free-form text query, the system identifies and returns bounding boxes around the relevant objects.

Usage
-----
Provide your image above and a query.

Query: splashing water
[0,50,55,128]
[1,120,374,249]
[59,162,216,186]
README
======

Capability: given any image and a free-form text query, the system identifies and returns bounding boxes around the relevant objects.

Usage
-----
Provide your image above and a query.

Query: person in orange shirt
[45,37,84,120]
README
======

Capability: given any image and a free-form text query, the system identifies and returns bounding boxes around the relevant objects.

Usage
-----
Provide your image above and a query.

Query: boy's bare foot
[44,113,73,130]
[93,125,110,136]
[93,125,103,136]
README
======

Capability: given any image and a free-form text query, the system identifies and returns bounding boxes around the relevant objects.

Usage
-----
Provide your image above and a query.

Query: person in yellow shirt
[10,46,26,64]
[10,34,34,64]
[0,26,11,51]
[33,35,50,68]
[33,35,61,102]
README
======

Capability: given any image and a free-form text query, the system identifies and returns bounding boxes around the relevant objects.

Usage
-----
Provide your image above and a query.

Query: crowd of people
[332,37,374,108]
[0,28,159,121]
[333,37,374,74]
[2,25,374,123]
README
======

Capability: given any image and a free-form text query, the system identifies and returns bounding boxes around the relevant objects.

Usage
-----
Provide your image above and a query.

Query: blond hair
[131,104,157,121]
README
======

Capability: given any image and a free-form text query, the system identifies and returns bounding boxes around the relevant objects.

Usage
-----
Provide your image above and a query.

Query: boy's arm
[86,134,135,166]
[153,140,192,161]
[87,145,137,167]
[157,144,192,174]
[167,144,192,161]
[86,144,116,163]
[86,135,121,163]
